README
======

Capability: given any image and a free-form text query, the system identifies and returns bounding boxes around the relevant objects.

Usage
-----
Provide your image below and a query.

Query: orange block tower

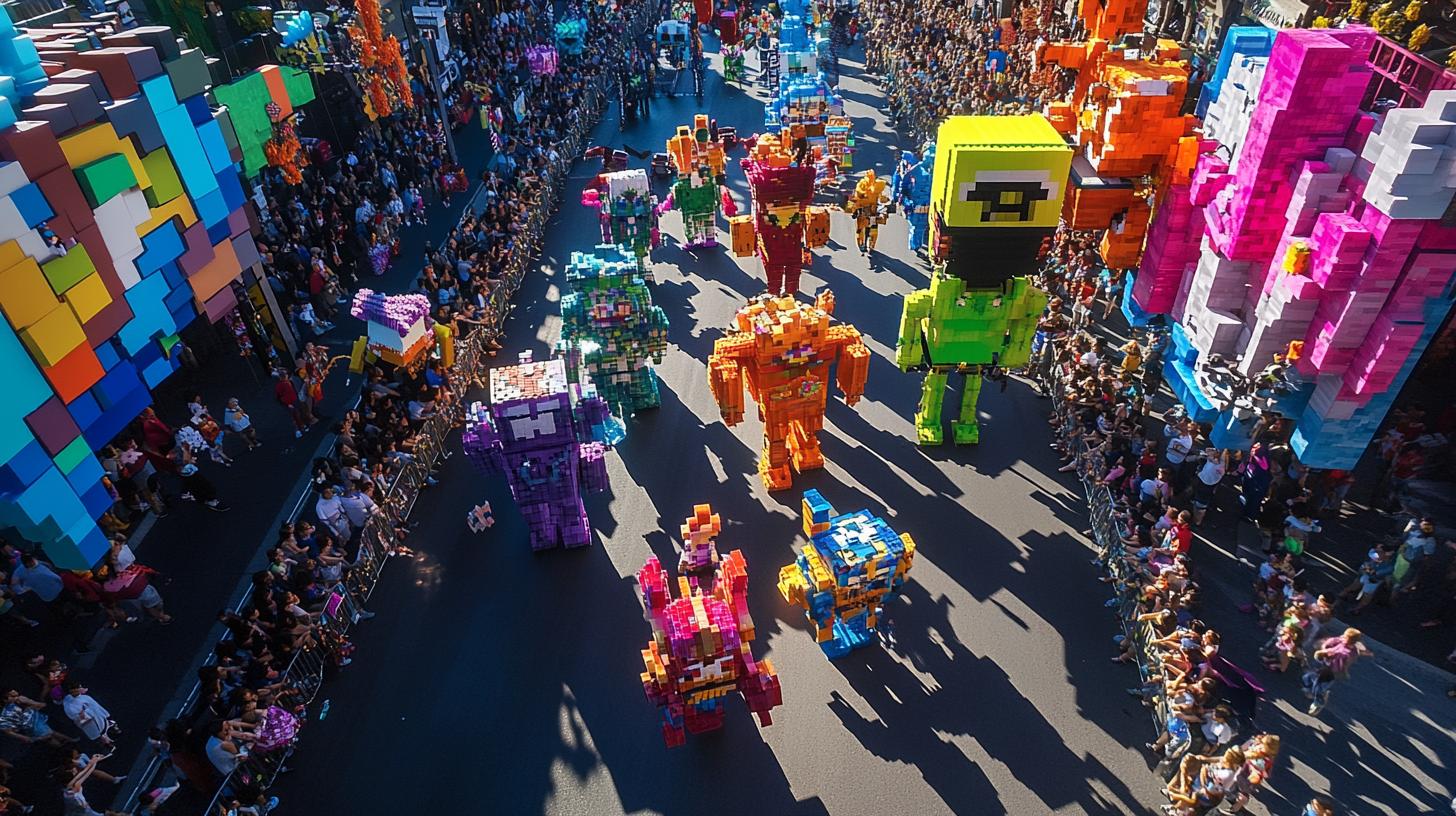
[1039,0,1199,269]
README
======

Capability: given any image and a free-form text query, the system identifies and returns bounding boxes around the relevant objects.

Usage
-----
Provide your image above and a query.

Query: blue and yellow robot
[778,490,916,659]
[890,145,934,254]
[896,115,1070,446]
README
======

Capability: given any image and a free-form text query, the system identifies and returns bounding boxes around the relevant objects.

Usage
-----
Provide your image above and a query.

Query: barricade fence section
[1047,357,1171,735]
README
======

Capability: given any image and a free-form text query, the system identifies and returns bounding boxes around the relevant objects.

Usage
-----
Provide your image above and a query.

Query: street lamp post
[403,4,460,164]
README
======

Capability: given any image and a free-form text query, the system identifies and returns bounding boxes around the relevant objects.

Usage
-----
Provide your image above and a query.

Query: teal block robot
[559,245,669,424]
[895,115,1071,445]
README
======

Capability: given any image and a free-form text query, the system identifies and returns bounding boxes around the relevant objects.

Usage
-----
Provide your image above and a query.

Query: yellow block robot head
[931,114,1071,229]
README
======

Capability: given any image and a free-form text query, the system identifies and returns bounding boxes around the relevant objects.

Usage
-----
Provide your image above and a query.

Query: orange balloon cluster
[265,124,308,185]
[349,0,414,119]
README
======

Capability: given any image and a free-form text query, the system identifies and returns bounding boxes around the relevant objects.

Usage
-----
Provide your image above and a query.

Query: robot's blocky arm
[729,214,756,258]
[895,287,934,370]
[827,324,870,406]
[737,654,783,727]
[708,335,752,425]
[578,441,609,494]
[460,402,506,475]
[1001,282,1050,368]
[777,561,809,608]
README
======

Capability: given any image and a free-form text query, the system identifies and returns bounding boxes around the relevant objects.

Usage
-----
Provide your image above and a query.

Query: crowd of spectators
[1027,222,1435,811]
[863,0,1073,145]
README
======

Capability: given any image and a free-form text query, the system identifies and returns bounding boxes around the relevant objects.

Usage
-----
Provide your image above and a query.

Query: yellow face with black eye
[931,114,1072,229]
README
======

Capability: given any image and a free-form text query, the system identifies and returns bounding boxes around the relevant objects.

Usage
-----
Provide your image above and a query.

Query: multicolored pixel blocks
[1039,0,1197,271]
[558,245,668,421]
[707,291,869,491]
[0,10,314,566]
[778,490,915,658]
[351,289,432,367]
[1135,26,1456,468]
[461,355,614,550]
[581,168,660,280]
[637,550,782,746]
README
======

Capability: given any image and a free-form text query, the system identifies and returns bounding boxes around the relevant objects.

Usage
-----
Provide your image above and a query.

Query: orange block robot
[1039,0,1198,269]
[667,115,728,183]
[708,291,869,491]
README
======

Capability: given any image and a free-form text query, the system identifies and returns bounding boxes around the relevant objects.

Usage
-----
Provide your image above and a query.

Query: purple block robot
[461,353,615,550]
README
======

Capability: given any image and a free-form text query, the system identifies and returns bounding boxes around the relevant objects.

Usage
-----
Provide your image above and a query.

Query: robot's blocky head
[800,489,915,603]
[847,170,887,211]
[639,550,755,690]
[731,293,834,369]
[487,356,577,449]
[931,115,1070,228]
[565,245,650,328]
[744,134,817,206]
[682,503,721,548]
[930,115,1071,285]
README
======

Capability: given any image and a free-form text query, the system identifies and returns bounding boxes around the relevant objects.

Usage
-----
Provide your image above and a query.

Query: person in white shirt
[223,398,260,451]
[1192,449,1229,525]
[61,682,114,746]
[315,484,351,542]
[339,482,380,531]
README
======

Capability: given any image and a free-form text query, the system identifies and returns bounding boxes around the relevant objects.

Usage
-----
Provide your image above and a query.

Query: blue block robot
[891,146,934,254]
[777,490,916,658]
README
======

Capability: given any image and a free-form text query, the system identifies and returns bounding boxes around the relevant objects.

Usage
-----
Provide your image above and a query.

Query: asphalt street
[270,46,1456,816]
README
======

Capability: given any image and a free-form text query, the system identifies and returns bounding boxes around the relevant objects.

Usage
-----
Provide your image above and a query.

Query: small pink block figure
[677,504,721,576]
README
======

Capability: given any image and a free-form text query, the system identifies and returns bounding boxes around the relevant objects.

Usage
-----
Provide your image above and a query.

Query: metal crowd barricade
[1050,354,1172,734]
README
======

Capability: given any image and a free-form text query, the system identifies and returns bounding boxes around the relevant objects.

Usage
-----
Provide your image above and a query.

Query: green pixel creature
[658,116,734,248]
[895,115,1071,445]
[559,245,670,425]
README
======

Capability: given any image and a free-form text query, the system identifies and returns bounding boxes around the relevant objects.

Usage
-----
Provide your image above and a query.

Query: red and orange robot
[729,129,831,295]
[637,550,782,747]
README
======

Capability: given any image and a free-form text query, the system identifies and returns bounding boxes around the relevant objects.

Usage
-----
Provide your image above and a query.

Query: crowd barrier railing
[1046,356,1172,736]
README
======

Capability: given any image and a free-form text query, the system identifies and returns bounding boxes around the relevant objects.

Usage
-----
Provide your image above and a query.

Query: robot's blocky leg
[759,431,794,491]
[630,367,662,412]
[782,266,803,295]
[522,503,560,550]
[915,371,948,446]
[765,263,784,294]
[907,212,929,253]
[787,418,824,473]
[685,700,725,734]
[822,612,874,658]
[953,370,983,446]
[866,225,878,252]
[559,497,592,548]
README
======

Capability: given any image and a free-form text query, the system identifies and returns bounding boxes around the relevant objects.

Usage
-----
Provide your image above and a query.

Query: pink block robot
[637,551,783,747]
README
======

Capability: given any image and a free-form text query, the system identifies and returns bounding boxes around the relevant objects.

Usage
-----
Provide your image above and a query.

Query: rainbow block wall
[0,9,314,567]
[1143,25,1456,468]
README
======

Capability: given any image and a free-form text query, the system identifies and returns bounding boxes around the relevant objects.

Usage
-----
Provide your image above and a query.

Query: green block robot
[658,116,734,248]
[895,115,1071,446]
[559,245,670,425]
